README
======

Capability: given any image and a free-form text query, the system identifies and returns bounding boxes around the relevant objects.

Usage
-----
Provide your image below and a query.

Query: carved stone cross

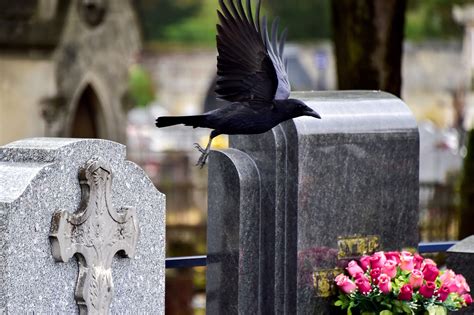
[50,157,139,314]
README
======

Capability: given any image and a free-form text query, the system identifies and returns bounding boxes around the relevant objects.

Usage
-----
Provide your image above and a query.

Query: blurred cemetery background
[1,0,474,313]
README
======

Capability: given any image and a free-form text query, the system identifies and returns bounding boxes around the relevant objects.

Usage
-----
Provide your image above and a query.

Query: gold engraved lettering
[313,268,343,297]
[337,235,380,260]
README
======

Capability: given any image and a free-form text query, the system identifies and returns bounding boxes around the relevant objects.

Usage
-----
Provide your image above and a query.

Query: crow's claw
[193,142,206,154]
[193,142,210,168]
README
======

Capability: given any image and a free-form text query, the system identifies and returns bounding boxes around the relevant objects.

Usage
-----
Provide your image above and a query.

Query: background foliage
[406,0,471,40]
[134,0,470,47]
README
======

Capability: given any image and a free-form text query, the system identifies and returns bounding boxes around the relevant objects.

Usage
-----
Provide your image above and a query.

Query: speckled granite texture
[0,138,165,314]
[206,149,261,315]
[207,91,420,315]
[447,236,474,315]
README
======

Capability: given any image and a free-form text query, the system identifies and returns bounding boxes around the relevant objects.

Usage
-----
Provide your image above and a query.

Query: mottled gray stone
[0,0,141,144]
[447,236,474,314]
[0,138,165,314]
[207,91,419,315]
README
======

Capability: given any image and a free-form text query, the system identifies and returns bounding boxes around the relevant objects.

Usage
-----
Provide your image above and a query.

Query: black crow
[155,0,321,167]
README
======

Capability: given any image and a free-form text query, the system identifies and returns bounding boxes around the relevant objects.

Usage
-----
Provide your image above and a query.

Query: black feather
[215,0,290,103]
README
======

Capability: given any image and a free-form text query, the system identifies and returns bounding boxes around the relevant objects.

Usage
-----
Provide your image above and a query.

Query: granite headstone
[206,148,261,314]
[0,138,165,314]
[206,91,420,314]
[447,235,474,314]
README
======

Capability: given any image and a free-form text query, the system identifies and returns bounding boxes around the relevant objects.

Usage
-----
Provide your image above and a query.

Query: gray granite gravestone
[0,138,165,314]
[206,149,261,314]
[447,236,474,314]
[206,91,419,315]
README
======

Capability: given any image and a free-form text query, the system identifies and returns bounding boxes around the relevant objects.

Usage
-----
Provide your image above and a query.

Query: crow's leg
[193,140,212,167]
[193,130,220,168]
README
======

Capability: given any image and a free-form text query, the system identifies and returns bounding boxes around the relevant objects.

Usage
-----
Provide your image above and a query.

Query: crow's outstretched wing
[215,0,290,103]
[262,16,290,100]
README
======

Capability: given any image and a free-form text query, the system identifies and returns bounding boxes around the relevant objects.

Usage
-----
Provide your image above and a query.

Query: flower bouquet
[334,251,472,315]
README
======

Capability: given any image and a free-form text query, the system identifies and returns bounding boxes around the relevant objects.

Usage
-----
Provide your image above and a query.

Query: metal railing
[165,241,458,269]
[165,255,207,269]
[418,241,456,253]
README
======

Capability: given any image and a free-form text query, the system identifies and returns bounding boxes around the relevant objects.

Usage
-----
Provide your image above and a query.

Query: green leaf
[335,300,343,306]
[379,311,393,315]
[427,305,447,315]
[401,302,413,314]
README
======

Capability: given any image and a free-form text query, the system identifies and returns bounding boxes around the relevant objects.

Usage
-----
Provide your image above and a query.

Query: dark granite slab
[447,236,474,315]
[206,149,261,314]
[207,91,420,315]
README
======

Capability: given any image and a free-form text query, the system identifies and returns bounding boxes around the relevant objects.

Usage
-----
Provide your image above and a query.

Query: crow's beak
[304,109,321,119]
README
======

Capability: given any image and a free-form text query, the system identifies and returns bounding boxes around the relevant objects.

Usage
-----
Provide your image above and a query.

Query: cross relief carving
[50,157,139,314]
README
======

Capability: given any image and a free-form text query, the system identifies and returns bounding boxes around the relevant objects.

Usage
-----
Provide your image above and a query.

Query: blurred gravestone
[447,236,474,314]
[0,138,165,314]
[206,91,419,314]
[0,0,140,144]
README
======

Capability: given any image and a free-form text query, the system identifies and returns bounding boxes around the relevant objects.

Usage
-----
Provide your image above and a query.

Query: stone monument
[0,138,165,314]
[447,236,474,314]
[0,0,141,145]
[206,91,419,314]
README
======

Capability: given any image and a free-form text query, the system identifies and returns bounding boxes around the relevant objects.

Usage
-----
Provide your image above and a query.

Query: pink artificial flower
[423,258,437,268]
[413,253,424,269]
[370,252,387,269]
[355,277,372,294]
[409,269,424,289]
[440,269,456,283]
[370,268,382,284]
[400,251,413,257]
[335,274,357,294]
[359,255,371,271]
[422,264,439,282]
[355,273,369,282]
[444,274,470,295]
[378,274,392,294]
[398,284,413,301]
[346,260,364,278]
[455,274,471,294]
[419,281,436,298]
[385,251,401,264]
[445,279,462,294]
[438,284,451,302]
[382,260,397,279]
[399,252,414,271]
[462,293,473,305]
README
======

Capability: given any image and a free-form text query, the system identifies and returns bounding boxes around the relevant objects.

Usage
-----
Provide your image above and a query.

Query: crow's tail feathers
[155,115,206,128]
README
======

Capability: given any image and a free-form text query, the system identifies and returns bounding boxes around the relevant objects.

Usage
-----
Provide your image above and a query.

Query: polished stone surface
[230,124,296,314]
[0,138,165,314]
[208,91,420,314]
[447,236,474,314]
[288,92,419,314]
[207,149,261,314]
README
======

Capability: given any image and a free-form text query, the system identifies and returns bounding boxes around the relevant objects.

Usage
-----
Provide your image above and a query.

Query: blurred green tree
[135,0,205,41]
[406,0,470,41]
[264,0,331,41]
[128,64,155,107]
[162,0,219,45]
[134,0,472,47]
[135,0,331,46]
